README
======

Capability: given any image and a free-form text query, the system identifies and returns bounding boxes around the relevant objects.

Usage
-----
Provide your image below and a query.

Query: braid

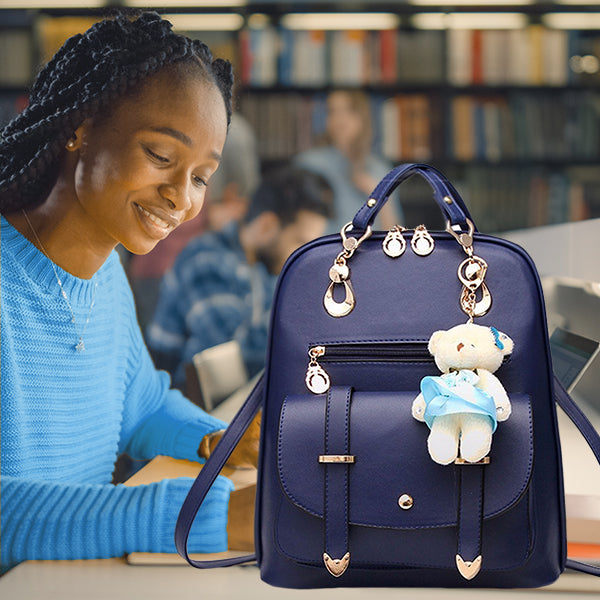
[0,12,233,212]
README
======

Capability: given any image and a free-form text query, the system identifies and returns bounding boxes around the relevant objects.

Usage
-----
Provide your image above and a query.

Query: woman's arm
[0,474,233,568]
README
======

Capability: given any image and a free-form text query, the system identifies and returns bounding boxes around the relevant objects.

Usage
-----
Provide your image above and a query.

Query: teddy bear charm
[411,323,513,465]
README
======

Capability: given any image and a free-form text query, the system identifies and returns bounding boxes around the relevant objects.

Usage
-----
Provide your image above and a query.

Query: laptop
[549,327,599,394]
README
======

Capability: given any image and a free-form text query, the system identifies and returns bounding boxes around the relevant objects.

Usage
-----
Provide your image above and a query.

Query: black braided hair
[0,12,233,212]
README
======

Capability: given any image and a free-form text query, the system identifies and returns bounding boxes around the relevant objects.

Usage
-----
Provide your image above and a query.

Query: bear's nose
[457,343,464,352]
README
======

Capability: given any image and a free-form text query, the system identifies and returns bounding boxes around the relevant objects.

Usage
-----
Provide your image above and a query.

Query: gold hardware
[340,221,372,256]
[328,262,350,283]
[446,219,492,322]
[446,218,475,252]
[398,494,414,510]
[324,278,355,318]
[306,346,331,394]
[323,222,372,318]
[318,455,356,464]
[457,255,488,290]
[454,456,491,465]
[410,225,435,257]
[460,283,492,319]
[382,225,407,258]
[323,552,350,577]
[367,198,377,207]
[455,554,482,580]
[443,195,454,205]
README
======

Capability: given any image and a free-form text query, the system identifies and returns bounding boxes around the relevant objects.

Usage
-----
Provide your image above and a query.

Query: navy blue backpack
[176,164,600,588]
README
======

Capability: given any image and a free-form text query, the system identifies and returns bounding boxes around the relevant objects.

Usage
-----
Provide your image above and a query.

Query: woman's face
[71,67,228,255]
[325,91,363,155]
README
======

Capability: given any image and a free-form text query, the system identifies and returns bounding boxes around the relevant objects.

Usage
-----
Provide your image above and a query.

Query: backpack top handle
[352,163,476,234]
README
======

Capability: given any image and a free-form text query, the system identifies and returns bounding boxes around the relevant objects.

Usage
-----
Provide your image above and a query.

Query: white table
[1,557,599,600]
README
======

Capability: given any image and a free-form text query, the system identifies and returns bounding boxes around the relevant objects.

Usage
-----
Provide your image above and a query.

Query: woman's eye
[192,174,207,188]
[144,146,169,164]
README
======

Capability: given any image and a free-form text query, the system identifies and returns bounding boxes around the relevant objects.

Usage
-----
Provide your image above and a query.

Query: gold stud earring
[66,137,77,150]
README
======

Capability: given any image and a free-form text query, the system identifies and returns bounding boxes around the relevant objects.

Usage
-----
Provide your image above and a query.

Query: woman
[295,89,402,233]
[0,13,256,571]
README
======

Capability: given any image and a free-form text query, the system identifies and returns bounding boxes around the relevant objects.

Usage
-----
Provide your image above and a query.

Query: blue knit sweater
[0,216,233,571]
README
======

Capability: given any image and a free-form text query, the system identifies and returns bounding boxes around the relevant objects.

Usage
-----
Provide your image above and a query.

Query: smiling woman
[0,12,257,573]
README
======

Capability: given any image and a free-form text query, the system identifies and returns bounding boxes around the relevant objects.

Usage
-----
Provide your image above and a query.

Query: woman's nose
[158,181,192,212]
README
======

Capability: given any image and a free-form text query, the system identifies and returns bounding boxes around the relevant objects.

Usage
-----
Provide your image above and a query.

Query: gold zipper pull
[411,225,435,257]
[305,346,330,394]
[382,225,407,258]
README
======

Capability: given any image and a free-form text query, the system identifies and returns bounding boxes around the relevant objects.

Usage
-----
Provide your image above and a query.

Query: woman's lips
[134,203,178,238]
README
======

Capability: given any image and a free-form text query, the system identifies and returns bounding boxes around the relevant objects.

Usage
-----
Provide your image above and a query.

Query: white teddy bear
[411,323,513,465]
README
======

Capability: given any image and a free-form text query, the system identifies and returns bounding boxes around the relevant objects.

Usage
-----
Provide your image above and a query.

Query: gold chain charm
[446,219,492,321]
[323,222,372,318]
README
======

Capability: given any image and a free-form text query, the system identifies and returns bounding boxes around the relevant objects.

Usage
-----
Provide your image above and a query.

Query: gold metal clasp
[447,219,492,321]
[323,223,372,318]
[318,455,356,464]
[340,222,372,258]
[446,218,475,254]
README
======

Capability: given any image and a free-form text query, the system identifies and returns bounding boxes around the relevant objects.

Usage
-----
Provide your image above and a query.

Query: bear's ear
[501,335,514,355]
[491,327,514,355]
[428,330,446,355]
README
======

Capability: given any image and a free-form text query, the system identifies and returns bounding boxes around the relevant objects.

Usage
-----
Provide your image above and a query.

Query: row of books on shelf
[448,91,600,163]
[3,21,600,89]
[239,26,600,89]
[460,166,598,232]
[239,91,600,164]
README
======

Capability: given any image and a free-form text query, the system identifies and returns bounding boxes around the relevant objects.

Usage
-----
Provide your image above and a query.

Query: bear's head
[428,323,513,374]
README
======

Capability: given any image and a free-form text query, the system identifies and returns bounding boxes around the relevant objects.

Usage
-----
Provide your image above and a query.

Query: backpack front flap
[257,194,564,588]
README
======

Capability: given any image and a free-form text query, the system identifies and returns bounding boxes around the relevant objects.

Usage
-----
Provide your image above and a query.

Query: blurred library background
[2,1,600,233]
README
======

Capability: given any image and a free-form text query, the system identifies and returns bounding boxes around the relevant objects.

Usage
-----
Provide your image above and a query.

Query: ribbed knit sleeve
[0,474,233,568]
[118,306,228,462]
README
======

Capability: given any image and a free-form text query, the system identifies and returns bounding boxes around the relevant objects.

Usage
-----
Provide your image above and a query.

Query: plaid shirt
[146,223,276,389]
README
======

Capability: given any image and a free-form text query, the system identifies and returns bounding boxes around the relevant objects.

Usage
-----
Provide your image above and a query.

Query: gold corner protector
[456,554,482,580]
[323,551,350,577]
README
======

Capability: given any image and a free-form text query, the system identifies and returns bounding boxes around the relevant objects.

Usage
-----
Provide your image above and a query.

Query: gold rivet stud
[398,494,414,510]
[443,195,453,205]
[367,198,377,207]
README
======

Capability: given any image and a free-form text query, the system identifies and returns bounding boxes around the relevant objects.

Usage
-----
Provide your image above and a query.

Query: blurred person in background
[295,89,402,233]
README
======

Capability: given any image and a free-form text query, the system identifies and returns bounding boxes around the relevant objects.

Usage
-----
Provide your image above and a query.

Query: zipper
[305,341,433,394]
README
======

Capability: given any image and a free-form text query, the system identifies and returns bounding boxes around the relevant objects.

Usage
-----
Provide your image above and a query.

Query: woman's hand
[198,411,261,469]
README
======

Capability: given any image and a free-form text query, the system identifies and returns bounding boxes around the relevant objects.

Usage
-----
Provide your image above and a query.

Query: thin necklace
[22,209,98,353]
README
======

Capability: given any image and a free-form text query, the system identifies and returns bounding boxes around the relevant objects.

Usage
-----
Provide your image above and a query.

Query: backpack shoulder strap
[174,374,264,568]
[553,376,600,576]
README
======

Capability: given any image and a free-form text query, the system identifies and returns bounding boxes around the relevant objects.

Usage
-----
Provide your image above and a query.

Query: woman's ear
[65,123,88,152]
